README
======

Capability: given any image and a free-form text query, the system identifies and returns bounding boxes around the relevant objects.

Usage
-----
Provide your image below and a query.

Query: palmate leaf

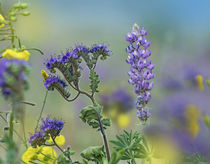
[89,69,100,94]
[110,130,151,162]
[109,149,125,164]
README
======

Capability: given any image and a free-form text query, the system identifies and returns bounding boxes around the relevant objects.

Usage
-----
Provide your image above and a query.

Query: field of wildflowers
[0,0,210,164]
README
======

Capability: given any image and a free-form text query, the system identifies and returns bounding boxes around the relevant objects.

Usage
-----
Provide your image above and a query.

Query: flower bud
[10,16,17,22]
[21,11,30,16]
[20,3,28,9]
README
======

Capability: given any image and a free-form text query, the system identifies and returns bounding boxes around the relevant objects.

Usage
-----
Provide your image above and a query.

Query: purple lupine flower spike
[125,24,155,122]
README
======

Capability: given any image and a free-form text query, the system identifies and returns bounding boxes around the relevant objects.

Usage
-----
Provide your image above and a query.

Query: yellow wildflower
[37,146,57,164]
[18,50,31,61]
[47,135,65,147]
[41,69,49,81]
[0,14,5,28]
[184,104,201,138]
[1,49,30,61]
[195,75,204,91]
[22,146,41,164]
[117,114,130,128]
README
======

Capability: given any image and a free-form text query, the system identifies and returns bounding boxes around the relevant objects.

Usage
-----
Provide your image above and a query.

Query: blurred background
[1,0,210,163]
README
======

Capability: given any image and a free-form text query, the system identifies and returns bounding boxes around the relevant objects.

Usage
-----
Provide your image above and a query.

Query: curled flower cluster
[42,44,110,100]
[0,58,30,99]
[45,44,110,71]
[44,76,67,89]
[29,117,64,147]
[125,24,155,121]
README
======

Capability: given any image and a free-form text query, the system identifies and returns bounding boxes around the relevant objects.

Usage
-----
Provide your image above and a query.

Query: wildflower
[117,114,130,128]
[89,44,111,57]
[0,14,5,28]
[22,146,41,164]
[37,146,57,164]
[44,76,67,89]
[0,58,29,99]
[41,69,49,81]
[195,75,204,91]
[40,117,64,137]
[125,24,155,121]
[1,49,30,61]
[47,135,65,146]
[184,104,201,138]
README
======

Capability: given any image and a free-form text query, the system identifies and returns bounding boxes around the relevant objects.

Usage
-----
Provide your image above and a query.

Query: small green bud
[78,58,82,63]
[10,16,17,22]
[13,3,21,9]
[21,11,30,16]
[20,3,28,9]
[10,65,20,74]
[9,11,16,16]
[92,59,97,64]
[203,114,210,127]
[6,75,15,85]
[100,56,105,60]
[206,78,210,87]
[77,69,81,74]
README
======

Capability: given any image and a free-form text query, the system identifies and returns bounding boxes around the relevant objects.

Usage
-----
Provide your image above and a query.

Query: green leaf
[57,154,71,164]
[89,69,100,94]
[80,104,110,130]
[109,149,125,164]
[111,131,152,161]
[80,145,105,162]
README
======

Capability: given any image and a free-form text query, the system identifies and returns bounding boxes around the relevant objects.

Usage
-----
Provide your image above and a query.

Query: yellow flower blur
[195,75,204,91]
[0,14,5,28]
[184,104,201,138]
[37,146,57,164]
[41,69,49,81]
[117,114,130,128]
[47,135,66,147]
[2,49,30,61]
[22,146,41,164]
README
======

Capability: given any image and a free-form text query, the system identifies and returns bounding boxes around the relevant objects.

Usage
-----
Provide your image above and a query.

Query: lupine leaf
[108,149,125,164]
[110,131,152,162]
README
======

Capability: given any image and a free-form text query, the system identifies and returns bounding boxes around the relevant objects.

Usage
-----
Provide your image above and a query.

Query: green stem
[35,90,48,131]
[8,22,15,48]
[52,136,73,162]
[9,111,14,139]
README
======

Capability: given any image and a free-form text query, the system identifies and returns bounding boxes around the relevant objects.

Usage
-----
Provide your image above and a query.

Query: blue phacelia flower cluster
[42,44,110,100]
[125,24,155,121]
[44,76,67,89]
[0,58,29,99]
[40,117,64,134]
[45,44,110,71]
[29,117,64,147]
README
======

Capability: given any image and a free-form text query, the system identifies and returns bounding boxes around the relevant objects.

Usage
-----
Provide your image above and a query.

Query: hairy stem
[35,90,48,131]
[52,136,72,162]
